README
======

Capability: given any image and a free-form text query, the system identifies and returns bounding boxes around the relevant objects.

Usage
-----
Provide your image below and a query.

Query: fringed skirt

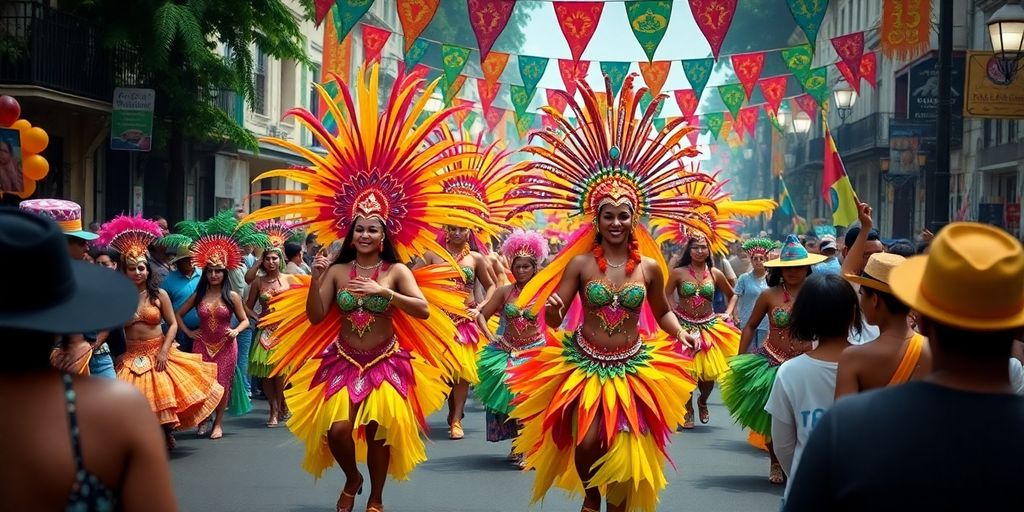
[249,327,280,378]
[507,330,696,512]
[719,346,785,437]
[442,311,484,384]
[115,336,223,429]
[284,336,447,480]
[475,333,545,442]
[674,310,741,382]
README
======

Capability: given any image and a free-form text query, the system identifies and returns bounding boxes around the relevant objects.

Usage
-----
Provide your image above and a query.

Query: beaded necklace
[345,263,386,337]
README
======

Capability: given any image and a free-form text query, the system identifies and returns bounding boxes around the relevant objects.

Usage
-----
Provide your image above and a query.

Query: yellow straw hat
[844,252,907,294]
[889,222,1024,331]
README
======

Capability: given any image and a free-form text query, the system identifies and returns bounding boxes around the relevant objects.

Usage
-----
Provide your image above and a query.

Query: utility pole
[928,0,953,231]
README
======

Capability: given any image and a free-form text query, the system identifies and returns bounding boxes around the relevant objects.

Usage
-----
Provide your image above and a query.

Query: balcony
[0,1,145,102]
[832,113,891,157]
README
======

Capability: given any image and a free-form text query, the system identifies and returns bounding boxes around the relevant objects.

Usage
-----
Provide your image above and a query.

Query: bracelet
[388,289,395,301]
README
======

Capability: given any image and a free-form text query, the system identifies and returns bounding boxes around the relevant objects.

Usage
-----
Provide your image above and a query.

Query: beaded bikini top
[680,280,714,300]
[460,265,475,286]
[126,303,161,328]
[584,280,645,311]
[335,263,393,338]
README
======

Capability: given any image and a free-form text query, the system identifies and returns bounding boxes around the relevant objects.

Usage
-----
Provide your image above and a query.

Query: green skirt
[474,337,544,416]
[227,364,253,416]
[719,352,780,437]
[248,328,277,378]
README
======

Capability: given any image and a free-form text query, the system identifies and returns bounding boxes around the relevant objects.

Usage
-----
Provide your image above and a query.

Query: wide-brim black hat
[0,207,137,334]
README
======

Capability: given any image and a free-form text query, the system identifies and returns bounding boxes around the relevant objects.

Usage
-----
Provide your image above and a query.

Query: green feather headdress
[159,210,269,269]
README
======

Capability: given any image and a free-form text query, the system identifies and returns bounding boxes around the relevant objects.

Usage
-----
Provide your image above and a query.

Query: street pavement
[171,390,783,512]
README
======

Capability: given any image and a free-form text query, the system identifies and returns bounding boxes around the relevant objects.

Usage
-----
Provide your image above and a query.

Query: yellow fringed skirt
[285,336,447,480]
[441,311,483,384]
[507,330,696,512]
[674,310,741,381]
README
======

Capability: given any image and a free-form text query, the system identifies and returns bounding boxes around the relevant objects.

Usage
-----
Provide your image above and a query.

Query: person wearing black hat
[0,208,177,511]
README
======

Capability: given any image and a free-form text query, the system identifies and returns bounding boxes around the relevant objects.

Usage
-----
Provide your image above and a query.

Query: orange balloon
[22,127,48,154]
[14,176,36,199]
[9,119,30,134]
[22,154,49,180]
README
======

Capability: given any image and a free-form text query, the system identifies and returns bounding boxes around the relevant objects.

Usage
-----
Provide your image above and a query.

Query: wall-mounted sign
[964,51,1024,119]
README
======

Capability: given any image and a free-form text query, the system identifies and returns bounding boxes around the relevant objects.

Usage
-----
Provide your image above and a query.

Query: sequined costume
[193,300,248,416]
[504,74,716,512]
[250,285,287,378]
[242,65,493,480]
[673,273,740,381]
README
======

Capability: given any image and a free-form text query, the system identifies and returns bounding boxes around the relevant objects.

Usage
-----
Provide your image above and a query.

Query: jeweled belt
[496,333,544,353]
[333,336,399,373]
[573,329,643,365]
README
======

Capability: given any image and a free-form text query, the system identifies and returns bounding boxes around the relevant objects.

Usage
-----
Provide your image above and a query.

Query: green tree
[60,0,313,221]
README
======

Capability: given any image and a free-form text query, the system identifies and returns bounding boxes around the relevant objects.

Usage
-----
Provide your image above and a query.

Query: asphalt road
[170,390,783,512]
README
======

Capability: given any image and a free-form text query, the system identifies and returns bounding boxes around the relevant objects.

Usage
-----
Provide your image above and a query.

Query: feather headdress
[500,229,550,264]
[96,214,163,265]
[241,65,494,268]
[507,73,722,312]
[159,210,269,270]
[742,238,776,257]
[254,219,298,249]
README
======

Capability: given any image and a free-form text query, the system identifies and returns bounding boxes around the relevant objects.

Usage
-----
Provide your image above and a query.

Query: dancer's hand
[225,328,239,339]
[467,307,480,320]
[182,328,197,340]
[545,294,565,317]
[857,202,873,230]
[311,251,330,280]
[155,349,169,372]
[348,276,386,296]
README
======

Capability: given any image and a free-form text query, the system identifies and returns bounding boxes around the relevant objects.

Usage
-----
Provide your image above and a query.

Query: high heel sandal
[449,420,464,440]
[769,462,786,485]
[336,475,364,512]
[366,504,384,512]
[697,397,710,424]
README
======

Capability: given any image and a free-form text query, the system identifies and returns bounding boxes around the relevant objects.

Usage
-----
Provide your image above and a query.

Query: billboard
[888,120,935,176]
[963,51,1024,119]
[906,51,964,147]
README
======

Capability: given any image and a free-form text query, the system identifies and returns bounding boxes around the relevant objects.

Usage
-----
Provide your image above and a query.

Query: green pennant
[626,1,672,62]
[332,0,375,41]
[518,55,549,99]
[705,112,725,140]
[638,90,664,117]
[510,84,532,116]
[801,66,830,106]
[441,45,472,89]
[781,44,814,81]
[718,83,746,120]
[652,117,666,132]
[404,38,429,70]
[568,117,580,128]
[600,62,631,98]
[443,74,466,106]
[787,0,829,49]
[463,110,479,130]
[515,111,536,138]
[682,58,714,103]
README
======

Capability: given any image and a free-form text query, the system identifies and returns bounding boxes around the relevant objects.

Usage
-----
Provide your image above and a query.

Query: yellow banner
[964,51,1024,119]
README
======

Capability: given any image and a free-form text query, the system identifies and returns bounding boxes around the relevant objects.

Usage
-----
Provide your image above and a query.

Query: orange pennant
[638,61,671,98]
[397,0,439,53]
[881,0,931,60]
[482,52,510,86]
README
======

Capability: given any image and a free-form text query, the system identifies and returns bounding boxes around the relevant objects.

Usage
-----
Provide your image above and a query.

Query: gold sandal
[366,504,384,512]
[449,420,464,440]
[769,462,786,485]
[336,475,363,512]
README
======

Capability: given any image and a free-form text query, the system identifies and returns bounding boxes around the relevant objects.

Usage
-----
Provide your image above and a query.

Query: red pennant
[541,113,559,131]
[835,60,859,92]
[831,32,865,93]
[314,0,334,26]
[689,0,738,60]
[398,0,440,53]
[484,107,505,133]
[731,52,765,100]
[675,89,699,119]
[794,94,819,119]
[638,61,671,98]
[410,64,430,82]
[686,115,700,146]
[468,0,515,63]
[554,2,603,63]
[362,25,391,65]
[860,52,877,89]
[758,75,788,115]
[558,59,590,96]
[739,106,760,139]
[545,89,569,115]
[477,78,501,113]
[481,52,510,87]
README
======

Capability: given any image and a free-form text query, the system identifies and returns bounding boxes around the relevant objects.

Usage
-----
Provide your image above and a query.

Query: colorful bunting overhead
[314,0,334,27]
[481,52,510,86]
[333,0,375,41]
[452,98,475,127]
[786,0,830,49]
[515,111,535,138]
[685,116,700,145]
[759,75,789,115]
[638,61,671,97]
[652,117,667,132]
[881,0,931,60]
[477,78,501,114]
[626,1,673,62]
[794,93,819,119]
[545,89,569,115]
[800,66,829,107]
[720,115,734,141]
[718,83,746,120]
[705,112,725,140]
[688,0,737,61]
[860,52,877,89]
[557,59,590,96]
[765,105,784,133]
[731,52,766,100]
[638,90,664,117]
[682,58,714,103]
[739,106,760,139]
[442,44,472,86]
[510,84,532,116]
[404,38,430,69]
[674,89,699,119]
[397,0,439,53]
[554,1,604,63]
[484,106,506,132]
[468,0,516,63]
[518,55,549,98]
[781,44,814,81]
[361,24,391,64]
[831,31,865,92]
[443,74,467,105]
[600,62,632,98]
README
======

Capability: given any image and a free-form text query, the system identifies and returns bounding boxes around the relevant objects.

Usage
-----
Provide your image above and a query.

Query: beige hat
[168,248,193,265]
[844,252,907,293]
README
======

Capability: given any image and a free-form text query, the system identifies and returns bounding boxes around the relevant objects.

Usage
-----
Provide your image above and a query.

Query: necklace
[355,259,383,271]
[605,257,627,269]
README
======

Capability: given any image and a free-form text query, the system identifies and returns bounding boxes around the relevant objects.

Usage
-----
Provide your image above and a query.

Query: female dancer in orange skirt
[99,214,223,449]
[242,65,494,512]
[504,74,716,512]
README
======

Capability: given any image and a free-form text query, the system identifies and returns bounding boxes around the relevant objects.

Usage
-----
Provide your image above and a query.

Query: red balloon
[0,96,20,127]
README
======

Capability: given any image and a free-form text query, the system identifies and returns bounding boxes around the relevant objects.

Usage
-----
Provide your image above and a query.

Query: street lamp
[776,103,792,131]
[832,79,857,122]
[792,112,812,134]
[987,0,1024,84]
[743,147,754,160]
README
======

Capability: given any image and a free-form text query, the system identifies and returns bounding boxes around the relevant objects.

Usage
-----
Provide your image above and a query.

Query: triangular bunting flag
[404,38,430,70]
[732,52,766,100]
[626,1,672,62]
[639,61,671,98]
[545,89,569,115]
[800,66,829,107]
[482,52,510,86]
[600,62,631,98]
[786,0,829,49]
[794,94,819,119]
[718,83,746,120]
[332,0,375,41]
[442,45,472,87]
[675,89,699,119]
[689,0,737,60]
[397,0,439,53]
[558,59,591,96]
[443,74,467,105]
[361,24,391,65]
[554,1,604,63]
[468,0,516,63]
[510,84,532,116]
[682,58,714,103]
[705,112,725,140]
[860,52,877,89]
[477,78,501,113]
[686,116,701,145]
[314,0,334,27]
[518,55,549,99]
[739,106,760,139]
[831,31,865,93]
[781,44,814,81]
[515,111,536,138]
[759,75,789,115]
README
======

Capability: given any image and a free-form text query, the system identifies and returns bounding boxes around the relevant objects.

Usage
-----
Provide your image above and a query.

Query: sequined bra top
[198,302,232,331]
[503,302,539,321]
[770,305,793,329]
[336,290,393,315]
[126,303,161,328]
[680,280,715,299]
[459,265,475,287]
[584,280,646,311]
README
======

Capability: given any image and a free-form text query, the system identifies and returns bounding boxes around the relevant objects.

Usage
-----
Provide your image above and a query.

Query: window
[310,64,321,148]
[280,58,297,120]
[254,47,268,115]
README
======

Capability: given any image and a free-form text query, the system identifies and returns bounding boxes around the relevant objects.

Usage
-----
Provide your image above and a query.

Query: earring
[379,239,384,251]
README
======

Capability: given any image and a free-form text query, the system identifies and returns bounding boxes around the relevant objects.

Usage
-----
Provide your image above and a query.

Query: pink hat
[18,199,98,241]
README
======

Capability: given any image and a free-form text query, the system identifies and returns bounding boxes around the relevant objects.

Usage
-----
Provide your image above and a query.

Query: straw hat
[889,222,1024,331]
[844,252,907,293]
[764,234,828,268]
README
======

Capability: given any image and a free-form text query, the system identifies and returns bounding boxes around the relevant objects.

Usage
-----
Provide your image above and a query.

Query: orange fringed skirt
[115,336,224,429]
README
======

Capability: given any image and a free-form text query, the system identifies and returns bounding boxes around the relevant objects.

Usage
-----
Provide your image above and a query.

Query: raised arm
[544,256,585,329]
[306,252,337,325]
[739,291,772,354]
[646,259,694,349]
[840,202,874,277]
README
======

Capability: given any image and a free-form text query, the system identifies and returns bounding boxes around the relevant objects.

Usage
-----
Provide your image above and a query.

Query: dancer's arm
[244,280,260,319]
[739,293,771,354]
[476,284,508,342]
[645,259,695,350]
[712,267,735,302]
[174,292,197,340]
[227,291,249,336]
[471,252,498,318]
[347,263,429,319]
[840,202,874,277]
[725,275,744,320]
[306,251,336,324]
[544,256,585,329]
[833,346,863,399]
[156,289,178,372]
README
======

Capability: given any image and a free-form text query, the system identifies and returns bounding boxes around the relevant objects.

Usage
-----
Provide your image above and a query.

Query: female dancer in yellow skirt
[504,74,717,512]
[242,65,493,512]
[98,214,224,449]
